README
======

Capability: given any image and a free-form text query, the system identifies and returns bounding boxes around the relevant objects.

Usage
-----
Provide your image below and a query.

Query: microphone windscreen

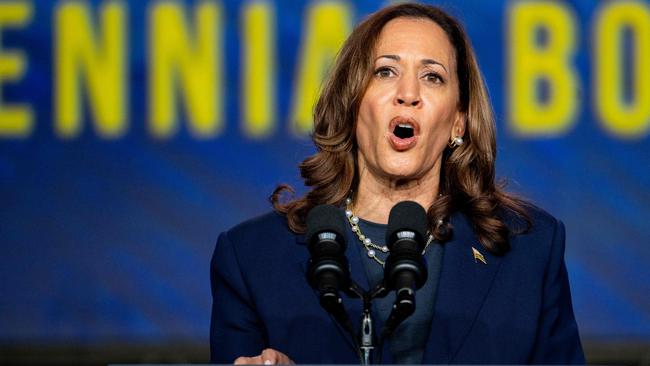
[305,204,347,245]
[386,201,428,245]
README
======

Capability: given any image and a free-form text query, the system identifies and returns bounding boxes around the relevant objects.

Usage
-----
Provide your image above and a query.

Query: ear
[451,111,466,138]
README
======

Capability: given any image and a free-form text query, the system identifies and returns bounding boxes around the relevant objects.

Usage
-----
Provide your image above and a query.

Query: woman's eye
[425,72,444,84]
[374,67,394,78]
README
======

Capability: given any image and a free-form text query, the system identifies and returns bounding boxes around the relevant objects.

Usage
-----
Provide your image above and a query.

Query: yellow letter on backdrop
[0,2,33,138]
[149,2,221,139]
[291,2,351,135]
[594,1,650,138]
[242,1,275,138]
[509,2,578,136]
[55,1,126,138]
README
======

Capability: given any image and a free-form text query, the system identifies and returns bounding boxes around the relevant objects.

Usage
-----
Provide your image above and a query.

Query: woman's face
[356,17,465,182]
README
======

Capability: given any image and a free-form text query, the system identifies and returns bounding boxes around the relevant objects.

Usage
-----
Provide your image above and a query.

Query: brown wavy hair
[271,3,530,254]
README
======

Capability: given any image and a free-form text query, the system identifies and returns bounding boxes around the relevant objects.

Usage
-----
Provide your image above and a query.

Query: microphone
[381,201,428,340]
[305,204,350,300]
[384,200,428,296]
[305,204,359,353]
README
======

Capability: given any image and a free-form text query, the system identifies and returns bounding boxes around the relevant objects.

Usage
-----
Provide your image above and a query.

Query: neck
[351,164,440,225]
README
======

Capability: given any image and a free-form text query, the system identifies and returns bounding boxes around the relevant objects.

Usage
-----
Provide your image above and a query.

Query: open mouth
[388,117,419,151]
[393,123,415,139]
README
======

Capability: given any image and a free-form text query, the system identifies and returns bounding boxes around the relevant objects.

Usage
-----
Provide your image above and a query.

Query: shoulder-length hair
[271,2,530,254]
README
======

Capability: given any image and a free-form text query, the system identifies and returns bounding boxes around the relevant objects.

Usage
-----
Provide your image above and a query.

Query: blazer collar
[422,211,504,363]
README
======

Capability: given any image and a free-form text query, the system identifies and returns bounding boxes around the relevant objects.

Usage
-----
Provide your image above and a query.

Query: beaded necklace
[344,197,434,267]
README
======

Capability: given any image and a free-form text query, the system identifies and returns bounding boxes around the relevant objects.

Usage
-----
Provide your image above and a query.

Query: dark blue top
[350,218,444,364]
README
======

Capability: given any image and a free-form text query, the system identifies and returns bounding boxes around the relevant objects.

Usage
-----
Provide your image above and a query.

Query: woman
[211,3,584,364]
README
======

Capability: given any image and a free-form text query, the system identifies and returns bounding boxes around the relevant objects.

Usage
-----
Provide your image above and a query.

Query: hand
[234,348,295,365]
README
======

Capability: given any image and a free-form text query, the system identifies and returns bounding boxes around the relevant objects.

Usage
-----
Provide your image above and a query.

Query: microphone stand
[360,282,390,364]
[320,279,382,365]
[324,280,392,365]
[321,277,416,365]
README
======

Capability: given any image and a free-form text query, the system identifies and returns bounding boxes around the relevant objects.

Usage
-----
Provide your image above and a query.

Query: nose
[394,76,421,107]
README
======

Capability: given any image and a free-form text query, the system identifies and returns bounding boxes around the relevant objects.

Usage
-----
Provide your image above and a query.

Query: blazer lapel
[293,233,310,273]
[422,212,503,363]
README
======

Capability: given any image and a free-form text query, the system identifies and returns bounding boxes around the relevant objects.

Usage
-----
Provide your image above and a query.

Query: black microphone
[382,201,428,334]
[305,204,351,309]
[305,205,359,354]
[384,201,428,294]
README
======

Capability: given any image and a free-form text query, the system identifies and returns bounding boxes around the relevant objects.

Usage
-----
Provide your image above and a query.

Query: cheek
[422,111,456,157]
[355,122,381,165]
[424,132,450,160]
[356,98,384,143]
[355,111,372,158]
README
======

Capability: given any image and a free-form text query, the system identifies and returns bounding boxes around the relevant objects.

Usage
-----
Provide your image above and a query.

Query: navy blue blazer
[210,207,584,364]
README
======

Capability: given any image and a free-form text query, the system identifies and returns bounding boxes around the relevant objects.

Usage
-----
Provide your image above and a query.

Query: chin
[380,161,419,179]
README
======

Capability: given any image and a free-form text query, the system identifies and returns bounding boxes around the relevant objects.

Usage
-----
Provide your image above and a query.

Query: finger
[234,356,263,365]
[234,356,251,365]
[284,355,295,365]
[261,348,278,365]
[267,349,294,365]
[277,354,292,365]
[281,353,295,365]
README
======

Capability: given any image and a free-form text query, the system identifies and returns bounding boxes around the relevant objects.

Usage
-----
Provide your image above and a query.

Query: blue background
[0,0,648,352]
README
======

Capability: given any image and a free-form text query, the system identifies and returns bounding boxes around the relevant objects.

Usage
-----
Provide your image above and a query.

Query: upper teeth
[398,123,413,129]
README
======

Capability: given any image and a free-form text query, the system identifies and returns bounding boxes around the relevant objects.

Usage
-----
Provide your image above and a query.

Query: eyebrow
[375,54,448,74]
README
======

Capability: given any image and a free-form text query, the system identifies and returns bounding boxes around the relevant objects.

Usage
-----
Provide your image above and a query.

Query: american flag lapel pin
[472,247,487,264]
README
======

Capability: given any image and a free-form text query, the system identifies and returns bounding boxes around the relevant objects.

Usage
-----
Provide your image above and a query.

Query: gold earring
[448,136,464,148]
